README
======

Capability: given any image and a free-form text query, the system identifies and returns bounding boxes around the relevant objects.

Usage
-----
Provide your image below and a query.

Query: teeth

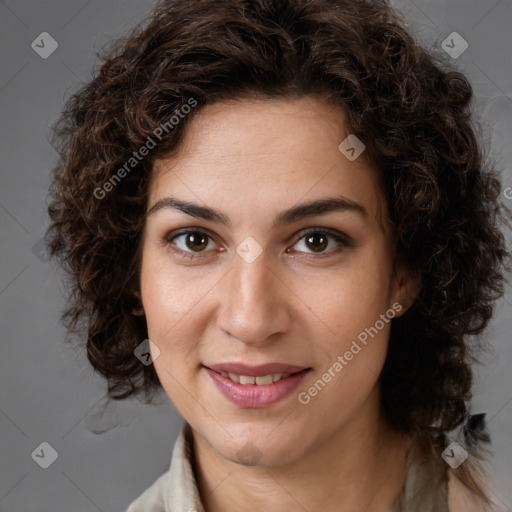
[240,375,256,385]
[255,374,273,385]
[219,371,292,385]
[228,372,240,383]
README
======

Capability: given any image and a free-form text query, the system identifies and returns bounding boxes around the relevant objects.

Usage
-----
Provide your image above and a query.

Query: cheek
[295,243,394,409]
[299,253,393,343]
[140,250,215,339]
[298,286,393,428]
[139,254,207,387]
[140,263,205,418]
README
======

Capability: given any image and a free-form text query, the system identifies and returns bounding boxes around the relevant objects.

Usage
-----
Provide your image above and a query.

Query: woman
[46,0,511,510]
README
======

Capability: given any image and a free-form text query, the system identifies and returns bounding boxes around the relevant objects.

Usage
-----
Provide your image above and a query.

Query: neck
[191,388,410,512]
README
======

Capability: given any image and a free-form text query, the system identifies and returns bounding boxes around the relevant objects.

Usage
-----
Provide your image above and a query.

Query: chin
[208,424,308,468]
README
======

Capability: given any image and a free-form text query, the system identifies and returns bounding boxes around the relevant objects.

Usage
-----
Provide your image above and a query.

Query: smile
[203,366,311,408]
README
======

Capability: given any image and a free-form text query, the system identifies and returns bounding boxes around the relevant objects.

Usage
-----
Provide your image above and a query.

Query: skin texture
[139,96,420,512]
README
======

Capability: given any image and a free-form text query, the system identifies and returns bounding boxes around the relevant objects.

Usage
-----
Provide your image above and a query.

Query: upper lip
[204,362,309,376]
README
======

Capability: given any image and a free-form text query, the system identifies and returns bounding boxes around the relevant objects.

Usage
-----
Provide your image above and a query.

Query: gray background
[0,0,511,511]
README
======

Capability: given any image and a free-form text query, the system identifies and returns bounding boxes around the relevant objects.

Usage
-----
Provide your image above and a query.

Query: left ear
[131,288,145,316]
[390,262,421,317]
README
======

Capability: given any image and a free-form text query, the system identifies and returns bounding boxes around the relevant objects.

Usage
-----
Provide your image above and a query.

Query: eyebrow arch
[146,195,368,228]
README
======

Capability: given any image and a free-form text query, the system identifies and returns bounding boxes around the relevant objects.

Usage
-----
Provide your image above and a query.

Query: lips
[203,362,311,408]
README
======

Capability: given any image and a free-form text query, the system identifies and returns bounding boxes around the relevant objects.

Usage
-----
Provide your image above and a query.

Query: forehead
[148,96,386,228]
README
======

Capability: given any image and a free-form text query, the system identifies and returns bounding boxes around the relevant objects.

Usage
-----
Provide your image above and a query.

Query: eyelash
[164,227,352,261]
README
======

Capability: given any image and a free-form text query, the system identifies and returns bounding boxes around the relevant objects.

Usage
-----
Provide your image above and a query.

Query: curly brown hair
[47,0,510,502]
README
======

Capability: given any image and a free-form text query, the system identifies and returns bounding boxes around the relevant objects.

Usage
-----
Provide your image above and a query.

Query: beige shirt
[125,422,451,512]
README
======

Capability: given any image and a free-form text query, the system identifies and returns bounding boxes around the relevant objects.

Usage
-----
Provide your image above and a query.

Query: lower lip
[204,367,310,408]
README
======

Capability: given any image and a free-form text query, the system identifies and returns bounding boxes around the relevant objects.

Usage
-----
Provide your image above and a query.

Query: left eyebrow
[272,196,367,229]
[146,195,368,228]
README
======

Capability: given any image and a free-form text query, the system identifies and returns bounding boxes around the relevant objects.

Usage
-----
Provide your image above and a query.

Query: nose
[215,248,291,347]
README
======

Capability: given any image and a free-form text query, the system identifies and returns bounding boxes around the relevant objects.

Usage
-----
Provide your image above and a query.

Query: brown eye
[291,228,351,256]
[185,232,209,252]
[166,229,216,259]
[304,233,329,252]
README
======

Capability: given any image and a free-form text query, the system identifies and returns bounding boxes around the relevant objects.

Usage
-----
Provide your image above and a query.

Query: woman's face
[139,96,413,466]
